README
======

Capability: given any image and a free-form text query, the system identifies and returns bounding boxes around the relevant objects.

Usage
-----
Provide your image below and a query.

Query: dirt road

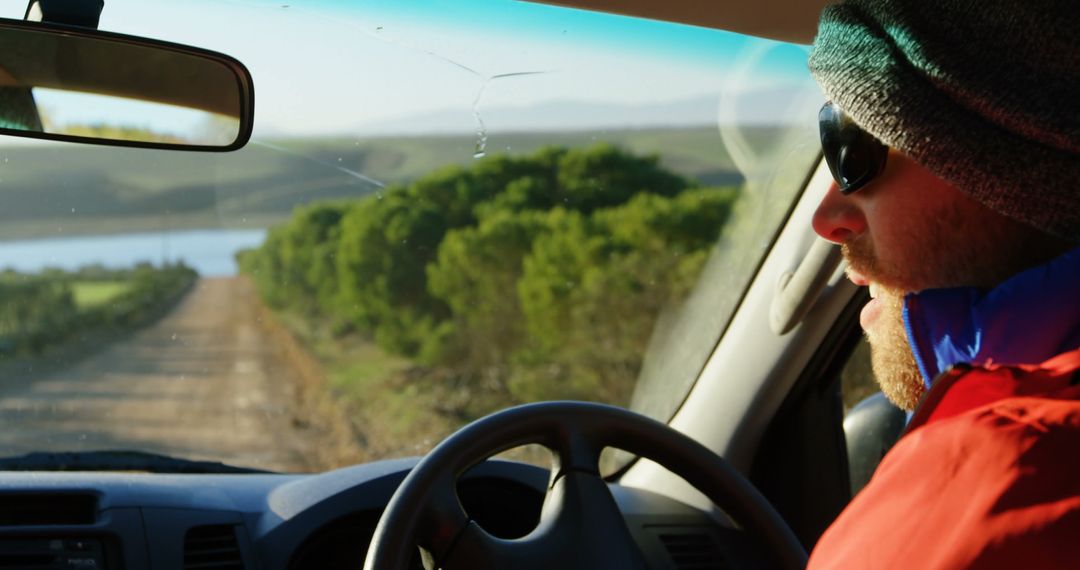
[0,277,352,473]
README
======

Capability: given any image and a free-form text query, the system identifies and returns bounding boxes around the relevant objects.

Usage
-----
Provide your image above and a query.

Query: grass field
[72,281,133,310]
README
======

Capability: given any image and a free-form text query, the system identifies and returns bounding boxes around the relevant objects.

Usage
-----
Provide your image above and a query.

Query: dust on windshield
[0,0,820,472]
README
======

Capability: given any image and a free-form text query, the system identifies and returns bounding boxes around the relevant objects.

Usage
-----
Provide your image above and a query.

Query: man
[804,0,1079,567]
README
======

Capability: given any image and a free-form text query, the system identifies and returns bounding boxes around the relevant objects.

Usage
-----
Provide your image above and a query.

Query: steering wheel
[363,401,807,569]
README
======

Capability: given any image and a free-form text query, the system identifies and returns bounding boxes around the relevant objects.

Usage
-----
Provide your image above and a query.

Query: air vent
[658,532,728,570]
[183,525,244,570]
[0,494,97,526]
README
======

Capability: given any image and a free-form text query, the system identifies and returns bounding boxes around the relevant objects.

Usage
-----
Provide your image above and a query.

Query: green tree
[240,203,350,319]
[426,209,550,372]
[515,188,738,404]
[474,144,691,217]
[239,227,289,308]
[335,189,451,354]
[279,203,349,315]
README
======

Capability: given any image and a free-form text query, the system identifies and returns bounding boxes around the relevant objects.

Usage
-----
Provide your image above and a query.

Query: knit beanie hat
[808,0,1080,241]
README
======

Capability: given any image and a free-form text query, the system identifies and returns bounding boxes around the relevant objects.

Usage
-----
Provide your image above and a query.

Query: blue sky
[1,0,816,138]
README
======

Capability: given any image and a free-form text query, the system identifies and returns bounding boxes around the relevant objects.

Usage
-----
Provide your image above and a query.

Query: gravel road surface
[0,277,334,473]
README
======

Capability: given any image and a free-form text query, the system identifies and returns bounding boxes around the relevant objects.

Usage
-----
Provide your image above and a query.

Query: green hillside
[0,126,761,240]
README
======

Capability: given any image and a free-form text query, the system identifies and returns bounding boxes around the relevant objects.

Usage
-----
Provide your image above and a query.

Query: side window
[750,328,857,549]
[839,338,905,496]
[750,324,902,549]
[840,339,877,411]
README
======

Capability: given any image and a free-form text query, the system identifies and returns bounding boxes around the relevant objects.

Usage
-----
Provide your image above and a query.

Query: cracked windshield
[0,0,820,472]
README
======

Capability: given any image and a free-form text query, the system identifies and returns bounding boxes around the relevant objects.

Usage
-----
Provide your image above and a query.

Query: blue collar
[902,246,1080,388]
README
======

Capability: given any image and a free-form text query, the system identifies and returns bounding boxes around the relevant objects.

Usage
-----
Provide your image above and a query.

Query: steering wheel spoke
[548,428,603,477]
[419,474,471,559]
[439,472,648,570]
[537,470,649,569]
[438,521,507,567]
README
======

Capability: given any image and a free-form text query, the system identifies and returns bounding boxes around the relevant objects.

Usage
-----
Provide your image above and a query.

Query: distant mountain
[347,97,717,136]
[343,89,814,137]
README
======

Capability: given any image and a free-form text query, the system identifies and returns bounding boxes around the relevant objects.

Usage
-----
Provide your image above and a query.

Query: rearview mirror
[0,18,254,151]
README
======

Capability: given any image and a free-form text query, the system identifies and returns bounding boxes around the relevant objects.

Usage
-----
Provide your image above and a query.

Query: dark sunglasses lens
[819,105,847,187]
[838,145,875,186]
[819,103,887,194]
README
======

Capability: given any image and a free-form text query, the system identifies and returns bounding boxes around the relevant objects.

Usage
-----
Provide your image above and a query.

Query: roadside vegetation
[0,263,198,357]
[239,144,739,457]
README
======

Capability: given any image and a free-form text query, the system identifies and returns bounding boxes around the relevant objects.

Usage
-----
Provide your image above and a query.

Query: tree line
[0,263,198,356]
[238,144,738,418]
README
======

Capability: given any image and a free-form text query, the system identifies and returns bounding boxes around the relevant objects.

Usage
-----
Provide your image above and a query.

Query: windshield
[0,0,821,473]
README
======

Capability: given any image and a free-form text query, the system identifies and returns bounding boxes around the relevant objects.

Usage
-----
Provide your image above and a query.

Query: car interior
[0,0,909,568]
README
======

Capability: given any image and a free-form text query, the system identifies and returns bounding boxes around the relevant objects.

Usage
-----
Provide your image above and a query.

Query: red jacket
[808,347,1080,569]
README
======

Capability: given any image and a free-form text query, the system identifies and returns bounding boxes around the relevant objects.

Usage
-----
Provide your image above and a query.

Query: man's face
[812,150,1064,410]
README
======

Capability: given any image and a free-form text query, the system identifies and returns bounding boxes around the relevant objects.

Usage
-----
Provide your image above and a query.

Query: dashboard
[0,458,764,569]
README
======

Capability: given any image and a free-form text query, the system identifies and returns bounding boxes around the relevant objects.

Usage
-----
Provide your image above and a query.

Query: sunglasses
[818,102,889,195]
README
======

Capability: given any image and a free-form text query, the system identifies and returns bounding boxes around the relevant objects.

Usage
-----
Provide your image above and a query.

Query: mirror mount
[24,0,104,30]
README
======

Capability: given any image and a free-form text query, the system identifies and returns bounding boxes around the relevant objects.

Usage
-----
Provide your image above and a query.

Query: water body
[0,229,267,277]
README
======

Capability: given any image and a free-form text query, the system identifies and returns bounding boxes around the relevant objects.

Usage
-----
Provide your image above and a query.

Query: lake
[0,229,267,277]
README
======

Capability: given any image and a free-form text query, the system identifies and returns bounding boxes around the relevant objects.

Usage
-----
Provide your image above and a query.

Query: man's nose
[811,181,866,243]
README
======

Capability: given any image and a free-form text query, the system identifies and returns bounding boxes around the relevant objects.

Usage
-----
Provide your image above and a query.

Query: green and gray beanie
[809,0,1079,241]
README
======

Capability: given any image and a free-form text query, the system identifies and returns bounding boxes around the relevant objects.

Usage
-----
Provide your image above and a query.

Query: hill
[0,126,770,240]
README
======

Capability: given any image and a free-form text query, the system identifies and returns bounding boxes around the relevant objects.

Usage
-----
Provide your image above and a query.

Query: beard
[840,201,1073,412]
[864,284,925,410]
[843,240,925,410]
